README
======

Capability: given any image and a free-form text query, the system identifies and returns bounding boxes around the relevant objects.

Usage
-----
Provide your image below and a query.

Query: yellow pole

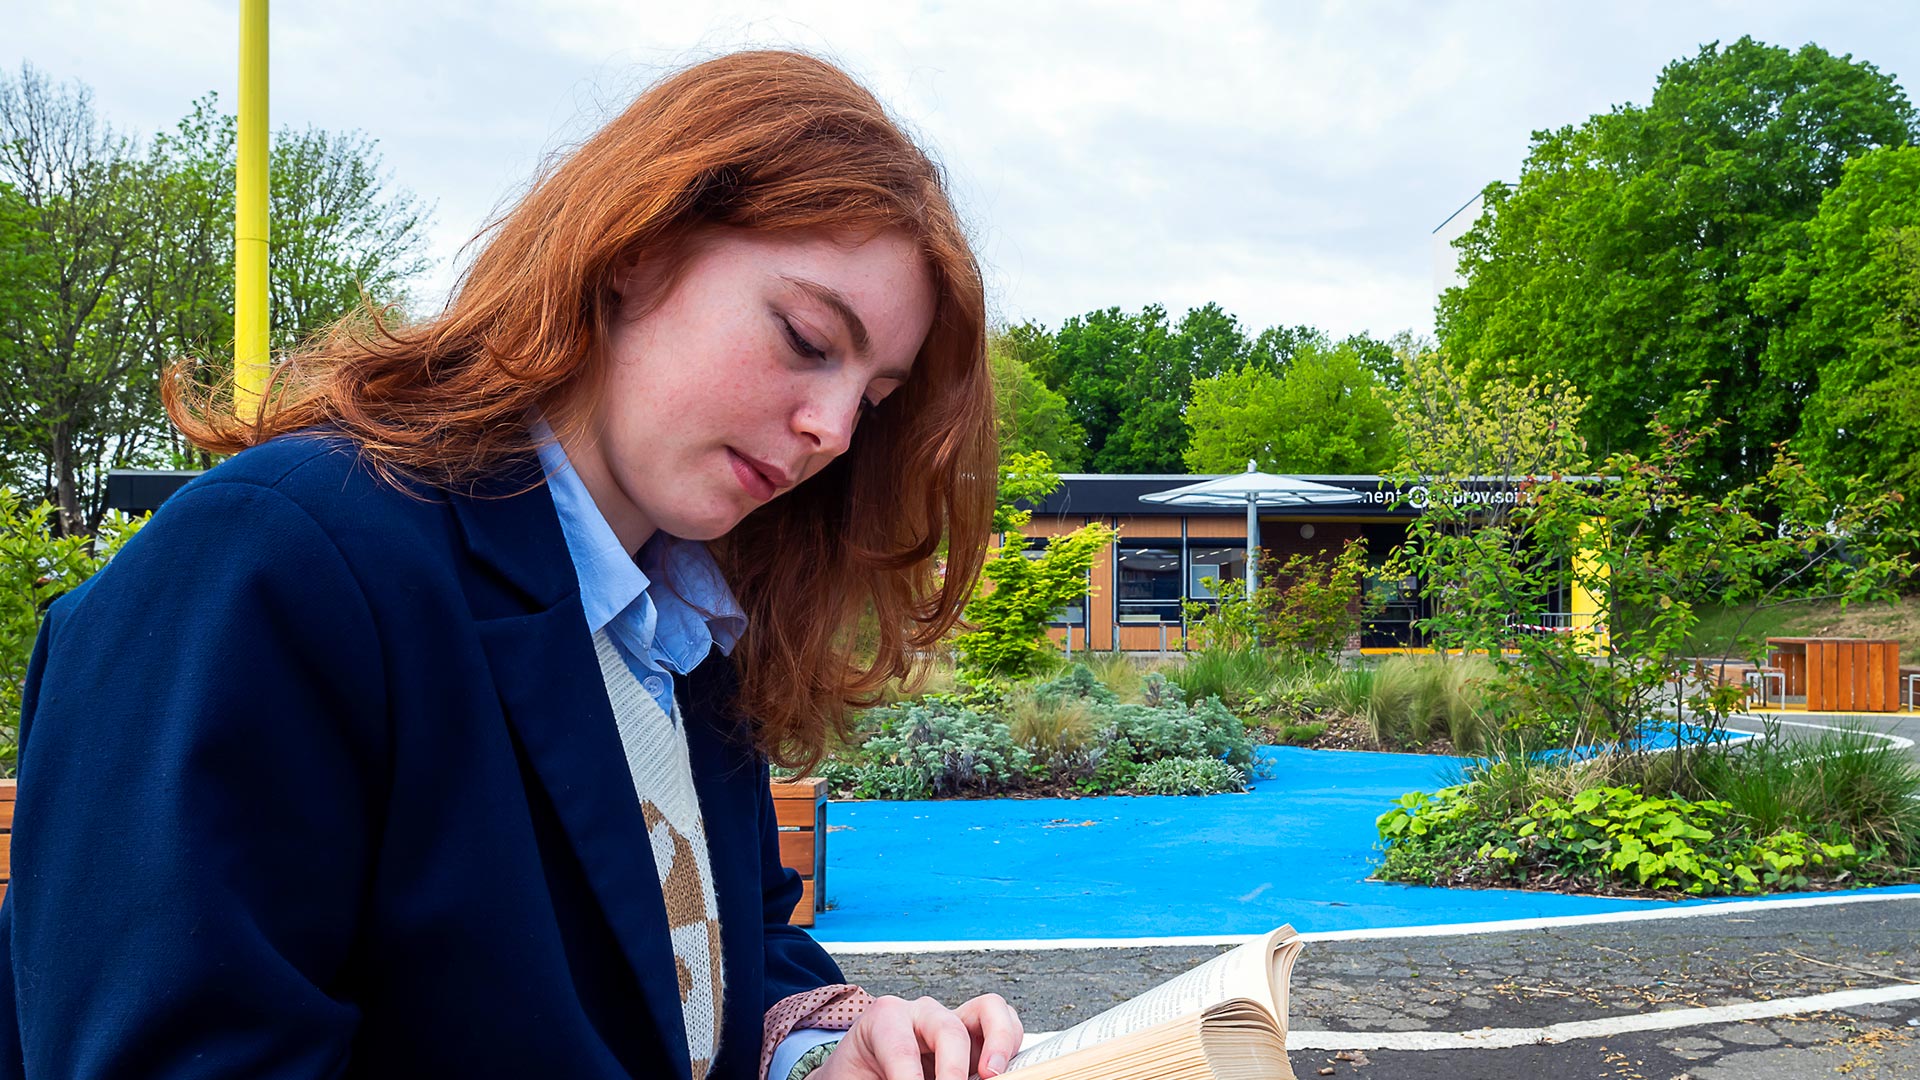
[1571,517,1610,656]
[234,0,270,419]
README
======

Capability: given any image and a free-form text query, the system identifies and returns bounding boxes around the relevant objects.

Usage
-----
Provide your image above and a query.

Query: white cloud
[8,0,1918,339]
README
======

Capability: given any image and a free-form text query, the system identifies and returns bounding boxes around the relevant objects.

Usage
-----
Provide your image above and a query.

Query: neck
[557,426,657,557]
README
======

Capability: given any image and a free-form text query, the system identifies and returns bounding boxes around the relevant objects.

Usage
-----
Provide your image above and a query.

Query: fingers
[954,993,1023,1079]
[911,996,975,1080]
[850,995,973,1080]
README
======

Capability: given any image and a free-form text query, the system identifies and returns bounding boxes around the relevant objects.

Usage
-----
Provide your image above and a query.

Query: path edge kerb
[817,888,1920,954]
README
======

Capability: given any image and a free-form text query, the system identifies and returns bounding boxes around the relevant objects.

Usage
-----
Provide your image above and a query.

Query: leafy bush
[849,763,929,801]
[860,699,1032,797]
[831,662,1271,800]
[1,493,148,775]
[955,452,1117,683]
[1690,724,1920,868]
[1377,781,1872,896]
[1182,540,1372,658]
[1135,756,1248,796]
[1108,695,1256,773]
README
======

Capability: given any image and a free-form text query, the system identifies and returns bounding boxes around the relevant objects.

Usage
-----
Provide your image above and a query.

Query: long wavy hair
[165,50,996,768]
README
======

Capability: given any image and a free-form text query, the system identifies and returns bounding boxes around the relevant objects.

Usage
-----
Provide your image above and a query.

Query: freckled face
[562,229,936,552]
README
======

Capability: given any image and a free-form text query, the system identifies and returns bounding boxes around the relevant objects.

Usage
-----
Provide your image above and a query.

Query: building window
[1116,543,1182,623]
[1186,543,1247,600]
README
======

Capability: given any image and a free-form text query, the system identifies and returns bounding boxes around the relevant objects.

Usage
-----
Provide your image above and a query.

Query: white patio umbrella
[1140,461,1364,601]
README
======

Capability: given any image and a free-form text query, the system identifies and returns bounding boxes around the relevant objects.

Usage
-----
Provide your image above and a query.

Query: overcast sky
[9,1,1918,341]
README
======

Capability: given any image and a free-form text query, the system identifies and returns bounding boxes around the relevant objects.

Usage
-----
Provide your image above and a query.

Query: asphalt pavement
[831,895,1920,1079]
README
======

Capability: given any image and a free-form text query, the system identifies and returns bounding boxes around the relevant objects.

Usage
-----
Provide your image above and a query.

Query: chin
[659,506,752,543]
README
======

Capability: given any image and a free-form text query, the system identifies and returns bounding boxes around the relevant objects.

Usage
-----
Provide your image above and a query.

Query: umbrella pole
[1246,494,1258,602]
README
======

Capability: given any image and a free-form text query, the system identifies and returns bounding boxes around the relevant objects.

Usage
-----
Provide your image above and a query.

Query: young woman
[0,51,1018,1080]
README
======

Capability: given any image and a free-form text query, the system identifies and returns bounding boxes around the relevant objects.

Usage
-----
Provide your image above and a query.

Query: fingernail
[985,1053,1007,1076]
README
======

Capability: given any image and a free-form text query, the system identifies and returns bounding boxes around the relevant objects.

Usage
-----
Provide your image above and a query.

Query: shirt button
[642,675,666,697]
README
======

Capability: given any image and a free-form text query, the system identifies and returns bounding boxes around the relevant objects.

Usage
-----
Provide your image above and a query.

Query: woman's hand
[813,992,1023,1080]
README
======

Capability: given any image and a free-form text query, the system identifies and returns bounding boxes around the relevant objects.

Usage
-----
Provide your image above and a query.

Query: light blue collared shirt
[536,423,835,1072]
[534,423,746,718]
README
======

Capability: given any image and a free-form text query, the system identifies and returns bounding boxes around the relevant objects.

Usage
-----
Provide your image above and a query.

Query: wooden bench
[1768,637,1902,712]
[770,778,828,927]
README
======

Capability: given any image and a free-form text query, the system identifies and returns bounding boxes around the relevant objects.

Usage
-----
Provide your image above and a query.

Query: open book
[1001,925,1302,1080]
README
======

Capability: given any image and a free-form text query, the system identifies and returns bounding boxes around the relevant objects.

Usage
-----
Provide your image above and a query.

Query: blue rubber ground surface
[810,745,1920,942]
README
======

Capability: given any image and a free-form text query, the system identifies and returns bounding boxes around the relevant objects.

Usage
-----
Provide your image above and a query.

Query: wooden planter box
[1,778,13,904]
[0,778,825,924]
[770,779,828,927]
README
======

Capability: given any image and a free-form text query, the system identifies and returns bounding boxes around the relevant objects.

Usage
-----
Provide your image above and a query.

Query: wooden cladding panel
[1836,643,1856,711]
[1116,624,1185,652]
[1113,516,1184,537]
[1184,517,1252,538]
[1780,639,1905,713]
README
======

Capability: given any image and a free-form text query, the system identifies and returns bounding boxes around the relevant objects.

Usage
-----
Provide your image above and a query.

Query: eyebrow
[782,275,913,381]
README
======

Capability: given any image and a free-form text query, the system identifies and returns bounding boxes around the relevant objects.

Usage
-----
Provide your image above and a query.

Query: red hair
[165,50,995,767]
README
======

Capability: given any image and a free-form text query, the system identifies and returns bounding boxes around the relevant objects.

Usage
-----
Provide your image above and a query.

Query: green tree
[0,67,431,531]
[1037,303,1258,473]
[1439,37,1918,490]
[1764,145,1920,501]
[956,452,1115,682]
[1386,345,1589,485]
[1183,339,1398,473]
[1386,393,1916,761]
[989,330,1084,470]
[0,66,161,535]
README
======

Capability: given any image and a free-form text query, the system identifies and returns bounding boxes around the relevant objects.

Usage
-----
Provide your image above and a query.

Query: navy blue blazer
[0,433,844,1078]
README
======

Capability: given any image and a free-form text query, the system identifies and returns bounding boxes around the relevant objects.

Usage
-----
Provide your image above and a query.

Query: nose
[793,382,864,460]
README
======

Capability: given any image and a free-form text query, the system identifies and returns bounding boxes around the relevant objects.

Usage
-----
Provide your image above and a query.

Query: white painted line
[817,890,1920,954]
[1285,982,1920,1052]
[1727,713,1916,751]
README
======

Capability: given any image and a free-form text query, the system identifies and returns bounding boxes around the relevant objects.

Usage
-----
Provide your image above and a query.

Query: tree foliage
[1182,338,1398,473]
[1386,343,1589,483]
[1387,392,1916,762]
[957,452,1115,682]
[1765,145,1920,503]
[1438,37,1918,490]
[0,490,146,774]
[0,65,430,534]
[989,329,1084,470]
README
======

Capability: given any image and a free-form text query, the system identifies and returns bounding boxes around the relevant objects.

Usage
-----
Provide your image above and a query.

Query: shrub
[956,453,1116,683]
[1377,781,1874,896]
[850,763,929,801]
[1031,663,1118,708]
[1691,724,1920,869]
[860,699,1032,796]
[1181,540,1372,658]
[1135,756,1248,796]
[1109,695,1257,773]
[1167,648,1277,708]
[1,493,148,774]
[1360,655,1492,751]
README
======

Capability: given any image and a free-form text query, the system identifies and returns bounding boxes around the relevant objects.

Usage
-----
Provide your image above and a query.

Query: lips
[728,448,791,500]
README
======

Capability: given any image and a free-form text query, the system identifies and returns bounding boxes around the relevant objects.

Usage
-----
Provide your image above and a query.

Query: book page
[1003,925,1297,1072]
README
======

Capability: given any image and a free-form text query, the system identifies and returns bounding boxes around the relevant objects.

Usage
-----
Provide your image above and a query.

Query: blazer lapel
[452,477,695,1080]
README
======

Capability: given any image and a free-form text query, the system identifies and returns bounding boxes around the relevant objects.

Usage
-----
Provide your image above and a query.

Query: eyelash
[783,316,880,420]
[781,316,828,361]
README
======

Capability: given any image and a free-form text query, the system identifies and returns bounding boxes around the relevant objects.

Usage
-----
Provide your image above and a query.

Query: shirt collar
[532,419,746,672]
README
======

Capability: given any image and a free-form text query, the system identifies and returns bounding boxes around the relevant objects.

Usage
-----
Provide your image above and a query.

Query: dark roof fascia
[1029,473,1611,519]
